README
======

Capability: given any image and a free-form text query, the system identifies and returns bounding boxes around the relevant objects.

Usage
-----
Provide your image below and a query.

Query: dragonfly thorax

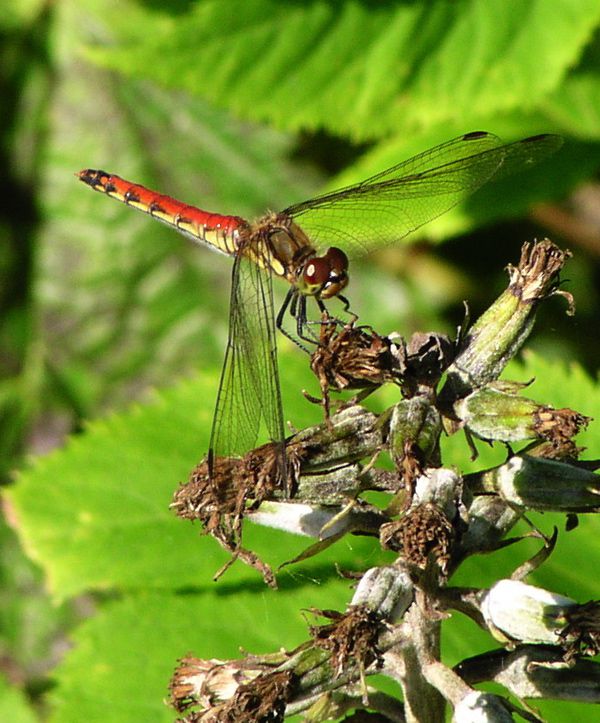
[254,214,349,299]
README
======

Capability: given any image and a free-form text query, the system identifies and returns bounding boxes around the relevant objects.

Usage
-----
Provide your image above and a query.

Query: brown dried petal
[508,239,573,305]
[534,407,591,449]
[170,658,293,723]
[170,443,305,585]
[559,600,600,663]
[170,656,257,712]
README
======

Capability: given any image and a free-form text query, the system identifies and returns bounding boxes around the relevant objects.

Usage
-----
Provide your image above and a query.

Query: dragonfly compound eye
[324,247,349,274]
[320,247,349,299]
[303,257,331,290]
[302,254,348,298]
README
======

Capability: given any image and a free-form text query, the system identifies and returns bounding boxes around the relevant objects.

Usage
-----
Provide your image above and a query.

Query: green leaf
[1,0,45,31]
[81,0,600,140]
[7,349,386,600]
[0,519,73,678]
[9,369,217,600]
[0,675,38,723]
[544,71,600,139]
[47,588,356,723]
[541,34,600,140]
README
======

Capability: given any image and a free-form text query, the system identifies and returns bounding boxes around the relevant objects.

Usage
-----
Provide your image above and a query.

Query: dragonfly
[78,131,562,487]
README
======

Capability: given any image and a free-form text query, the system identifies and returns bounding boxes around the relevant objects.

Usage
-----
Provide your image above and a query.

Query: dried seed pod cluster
[169,240,600,721]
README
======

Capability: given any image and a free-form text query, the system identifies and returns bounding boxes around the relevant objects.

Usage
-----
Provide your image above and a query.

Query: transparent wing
[209,243,285,471]
[285,132,562,258]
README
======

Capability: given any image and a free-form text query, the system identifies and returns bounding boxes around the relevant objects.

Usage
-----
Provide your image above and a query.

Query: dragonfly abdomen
[77,169,246,256]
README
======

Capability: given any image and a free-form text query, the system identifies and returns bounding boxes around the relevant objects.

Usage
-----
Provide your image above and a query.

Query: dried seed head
[308,605,384,678]
[169,655,293,721]
[310,320,405,417]
[558,599,600,662]
[508,239,573,307]
[533,406,591,449]
[169,656,254,712]
[380,502,454,577]
[170,442,304,585]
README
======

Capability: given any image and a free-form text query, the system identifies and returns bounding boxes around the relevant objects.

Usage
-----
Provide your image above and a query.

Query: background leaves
[82,0,600,139]
[3,0,600,720]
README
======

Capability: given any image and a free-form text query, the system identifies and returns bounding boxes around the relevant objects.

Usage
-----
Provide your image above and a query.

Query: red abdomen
[77,169,247,256]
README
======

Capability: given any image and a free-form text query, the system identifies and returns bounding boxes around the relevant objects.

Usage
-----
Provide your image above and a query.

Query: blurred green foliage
[2,1,600,721]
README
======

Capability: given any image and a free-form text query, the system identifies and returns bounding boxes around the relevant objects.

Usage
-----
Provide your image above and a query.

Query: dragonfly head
[302,247,349,299]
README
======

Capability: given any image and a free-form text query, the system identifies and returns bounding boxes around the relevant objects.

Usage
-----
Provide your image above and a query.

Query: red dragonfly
[78,131,561,483]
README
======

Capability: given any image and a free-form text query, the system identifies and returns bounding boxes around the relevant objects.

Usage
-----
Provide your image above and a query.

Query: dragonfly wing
[209,245,285,473]
[285,132,562,258]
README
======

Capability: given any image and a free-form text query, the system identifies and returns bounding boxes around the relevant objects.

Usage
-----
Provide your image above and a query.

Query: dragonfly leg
[276,289,353,350]
[336,293,358,324]
[276,287,295,330]
[296,295,340,346]
[295,295,321,344]
[276,289,312,352]
[300,296,353,346]
[311,295,356,334]
[314,297,342,333]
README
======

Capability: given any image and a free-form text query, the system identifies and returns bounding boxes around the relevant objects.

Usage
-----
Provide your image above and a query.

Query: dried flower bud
[401,330,456,393]
[558,599,600,661]
[351,566,413,621]
[468,455,600,512]
[439,239,571,405]
[310,321,404,402]
[308,605,384,678]
[453,690,515,722]
[385,397,443,505]
[169,657,293,721]
[169,656,262,712]
[455,385,589,444]
[291,404,383,473]
[387,397,442,465]
[481,579,577,645]
[381,502,454,577]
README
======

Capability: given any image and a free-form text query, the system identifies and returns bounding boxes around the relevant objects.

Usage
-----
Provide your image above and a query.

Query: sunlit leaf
[0,675,37,723]
[7,351,383,600]
[81,0,600,140]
